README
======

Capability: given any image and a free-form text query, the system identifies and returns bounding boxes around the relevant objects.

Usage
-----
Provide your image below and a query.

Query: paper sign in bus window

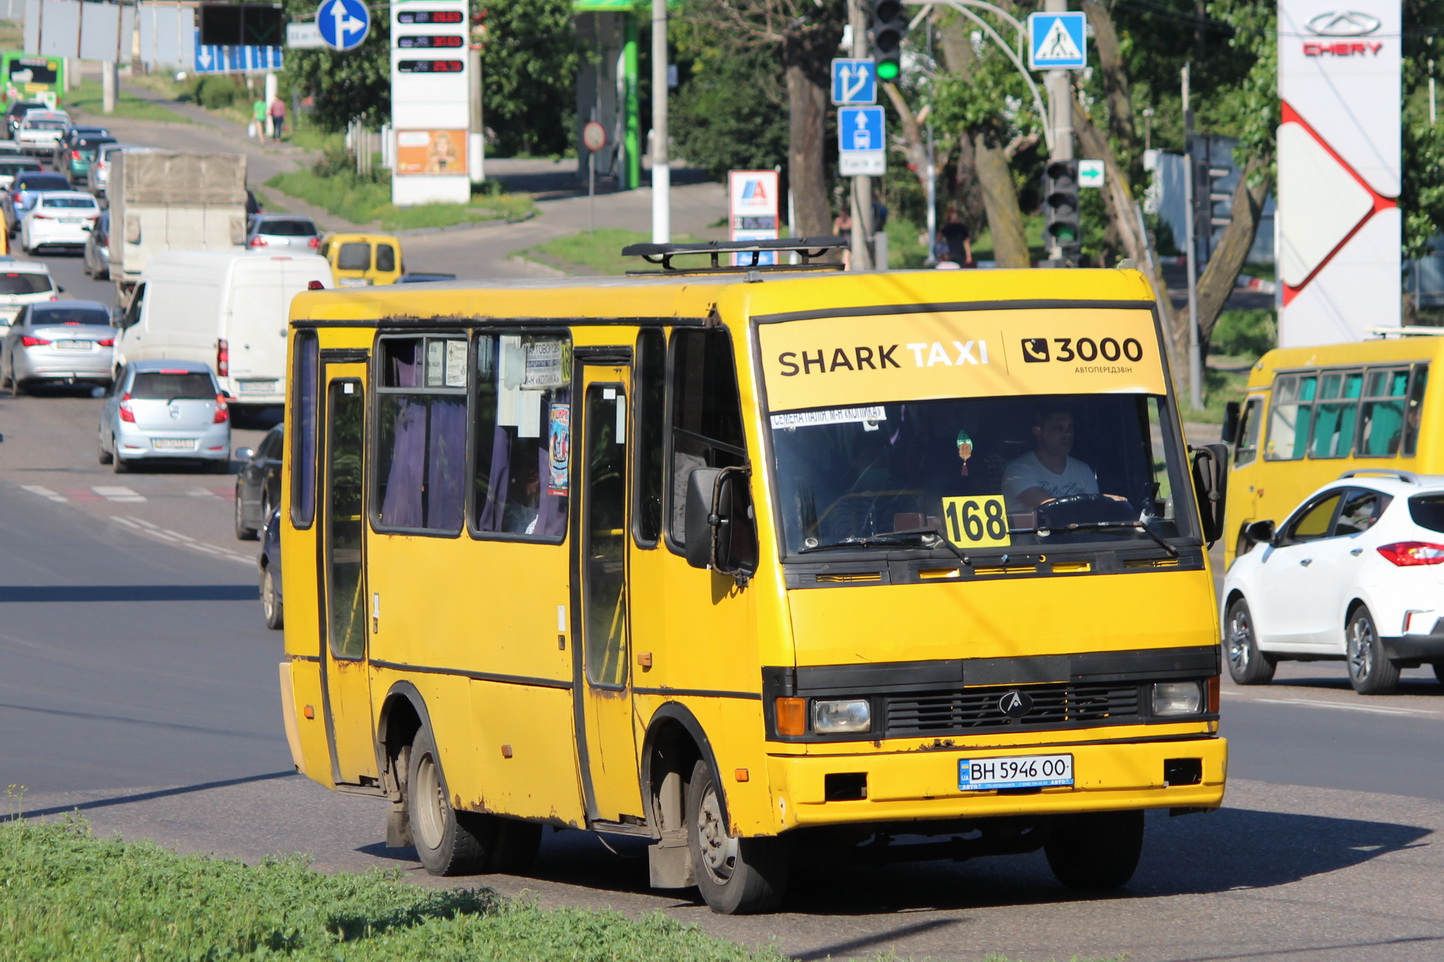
[548,403,570,496]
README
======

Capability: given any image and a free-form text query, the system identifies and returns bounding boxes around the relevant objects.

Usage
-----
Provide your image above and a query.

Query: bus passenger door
[319,367,378,786]
[573,363,643,823]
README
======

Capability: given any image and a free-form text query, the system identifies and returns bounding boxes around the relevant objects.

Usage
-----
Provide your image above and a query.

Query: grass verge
[267,168,534,231]
[522,229,748,275]
[62,78,189,125]
[0,816,787,962]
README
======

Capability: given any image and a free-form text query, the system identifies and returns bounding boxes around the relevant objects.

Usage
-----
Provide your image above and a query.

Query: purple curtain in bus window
[425,397,466,529]
[380,398,426,528]
[392,341,420,387]
[477,426,512,531]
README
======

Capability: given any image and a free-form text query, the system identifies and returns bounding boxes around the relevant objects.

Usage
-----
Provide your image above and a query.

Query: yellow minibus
[1221,335,1438,566]
[277,241,1229,914]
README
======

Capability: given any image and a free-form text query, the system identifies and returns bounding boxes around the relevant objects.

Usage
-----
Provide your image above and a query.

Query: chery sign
[1278,1,1401,346]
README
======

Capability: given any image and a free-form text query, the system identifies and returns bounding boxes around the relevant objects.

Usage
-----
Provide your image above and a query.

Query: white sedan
[1222,470,1444,695]
[21,190,99,254]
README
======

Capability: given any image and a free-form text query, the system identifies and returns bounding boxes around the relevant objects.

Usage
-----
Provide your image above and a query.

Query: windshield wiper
[1028,518,1179,557]
[800,529,972,562]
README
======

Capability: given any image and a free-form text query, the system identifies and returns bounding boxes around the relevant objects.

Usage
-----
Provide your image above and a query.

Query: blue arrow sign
[317,0,370,51]
[838,105,884,153]
[831,58,876,106]
[1028,12,1086,70]
[193,41,284,73]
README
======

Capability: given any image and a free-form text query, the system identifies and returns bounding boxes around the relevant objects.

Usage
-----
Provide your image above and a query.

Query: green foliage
[1211,308,1277,358]
[522,228,715,275]
[186,74,248,111]
[671,43,788,180]
[0,817,787,961]
[63,80,188,125]
[481,0,583,156]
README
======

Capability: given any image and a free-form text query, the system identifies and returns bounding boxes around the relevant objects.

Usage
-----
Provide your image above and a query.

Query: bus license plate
[958,754,1073,791]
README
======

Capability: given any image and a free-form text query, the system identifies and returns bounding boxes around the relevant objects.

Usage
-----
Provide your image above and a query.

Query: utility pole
[848,0,873,270]
[1043,0,1073,265]
[650,0,670,243]
[1182,63,1203,411]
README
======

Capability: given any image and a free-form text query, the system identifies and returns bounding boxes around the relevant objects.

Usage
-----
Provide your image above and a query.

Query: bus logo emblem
[998,690,1034,718]
[1022,338,1050,362]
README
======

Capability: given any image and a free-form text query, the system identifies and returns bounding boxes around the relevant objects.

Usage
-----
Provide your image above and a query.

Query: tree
[670,38,789,179]
[280,0,391,130]
[481,0,582,156]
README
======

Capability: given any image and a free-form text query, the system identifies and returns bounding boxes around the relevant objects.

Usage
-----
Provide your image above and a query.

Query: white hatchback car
[20,190,98,254]
[0,259,59,337]
[1222,470,1444,694]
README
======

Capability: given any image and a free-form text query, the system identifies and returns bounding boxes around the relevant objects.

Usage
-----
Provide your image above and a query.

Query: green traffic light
[876,60,900,81]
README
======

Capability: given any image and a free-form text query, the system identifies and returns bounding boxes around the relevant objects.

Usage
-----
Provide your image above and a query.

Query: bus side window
[668,329,745,548]
[1402,364,1428,456]
[373,335,467,533]
[471,333,571,540]
[1264,373,1315,461]
[1358,367,1409,457]
[634,328,665,545]
[1234,396,1262,466]
[291,330,319,527]
[1308,370,1362,459]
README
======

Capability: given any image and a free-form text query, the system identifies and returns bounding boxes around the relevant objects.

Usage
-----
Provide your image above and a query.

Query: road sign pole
[848,0,873,271]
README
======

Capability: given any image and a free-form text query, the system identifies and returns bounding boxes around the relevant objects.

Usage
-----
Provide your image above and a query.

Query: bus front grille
[886,681,1140,735]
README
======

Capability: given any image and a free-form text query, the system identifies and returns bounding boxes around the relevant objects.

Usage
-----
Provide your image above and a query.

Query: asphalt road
[1,122,1442,961]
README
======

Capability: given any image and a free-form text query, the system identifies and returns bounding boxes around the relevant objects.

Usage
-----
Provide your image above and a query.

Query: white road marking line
[21,485,65,502]
[186,487,222,499]
[1222,691,1436,717]
[92,485,145,503]
[111,515,254,566]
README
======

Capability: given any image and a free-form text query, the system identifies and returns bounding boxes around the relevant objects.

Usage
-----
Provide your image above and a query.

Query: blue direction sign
[1028,11,1086,70]
[831,58,876,106]
[838,105,884,153]
[318,0,370,51]
[193,42,284,74]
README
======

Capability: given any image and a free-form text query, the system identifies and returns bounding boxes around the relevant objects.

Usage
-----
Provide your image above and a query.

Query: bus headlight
[1151,681,1203,716]
[812,699,871,734]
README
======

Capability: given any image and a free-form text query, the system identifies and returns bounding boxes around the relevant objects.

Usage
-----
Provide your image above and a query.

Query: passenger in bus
[504,455,542,535]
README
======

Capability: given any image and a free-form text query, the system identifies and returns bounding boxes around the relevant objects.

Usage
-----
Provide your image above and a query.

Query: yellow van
[318,232,402,287]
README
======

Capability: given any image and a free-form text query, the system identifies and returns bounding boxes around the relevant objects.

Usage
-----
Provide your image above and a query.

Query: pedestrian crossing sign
[1028,12,1087,70]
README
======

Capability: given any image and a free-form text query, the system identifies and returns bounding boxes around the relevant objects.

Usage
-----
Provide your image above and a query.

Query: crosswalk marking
[187,487,224,499]
[20,485,65,502]
[112,516,253,566]
[91,486,146,503]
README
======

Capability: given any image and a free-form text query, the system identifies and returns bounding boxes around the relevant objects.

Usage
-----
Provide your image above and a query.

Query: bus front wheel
[686,760,790,914]
[406,727,490,875]
[1044,809,1145,890]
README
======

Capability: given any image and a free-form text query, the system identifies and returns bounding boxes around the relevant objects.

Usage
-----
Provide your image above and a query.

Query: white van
[113,250,333,407]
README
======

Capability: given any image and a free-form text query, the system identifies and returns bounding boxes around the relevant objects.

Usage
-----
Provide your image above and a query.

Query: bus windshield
[770,392,1192,556]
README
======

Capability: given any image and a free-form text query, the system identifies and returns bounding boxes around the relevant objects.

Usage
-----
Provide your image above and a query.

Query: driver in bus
[1001,408,1124,526]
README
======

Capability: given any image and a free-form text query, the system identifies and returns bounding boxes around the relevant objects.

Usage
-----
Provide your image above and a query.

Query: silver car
[83,208,110,280]
[244,213,321,251]
[98,359,232,473]
[1,300,113,394]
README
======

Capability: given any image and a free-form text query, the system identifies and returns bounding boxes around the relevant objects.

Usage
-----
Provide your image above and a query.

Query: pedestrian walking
[268,96,286,140]
[251,98,267,142]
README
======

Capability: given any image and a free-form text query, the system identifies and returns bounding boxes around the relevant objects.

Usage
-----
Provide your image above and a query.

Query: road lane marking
[1222,691,1437,717]
[186,487,223,499]
[112,516,253,566]
[20,485,65,502]
[92,486,145,503]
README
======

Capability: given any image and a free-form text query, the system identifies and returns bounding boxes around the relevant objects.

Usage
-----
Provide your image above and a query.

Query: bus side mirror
[684,465,757,583]
[1189,443,1228,546]
[1244,519,1276,546]
[1221,401,1240,444]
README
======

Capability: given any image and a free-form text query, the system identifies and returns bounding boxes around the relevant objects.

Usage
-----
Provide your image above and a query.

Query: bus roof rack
[622,236,846,275]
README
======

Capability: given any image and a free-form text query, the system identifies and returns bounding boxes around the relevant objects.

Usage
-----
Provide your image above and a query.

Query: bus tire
[406,726,490,876]
[686,759,790,915]
[1044,809,1144,890]
[1224,597,1275,685]
[1346,605,1399,695]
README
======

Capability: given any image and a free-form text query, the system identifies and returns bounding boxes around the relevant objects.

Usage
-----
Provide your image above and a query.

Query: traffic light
[1041,159,1080,255]
[1194,159,1231,233]
[871,0,907,82]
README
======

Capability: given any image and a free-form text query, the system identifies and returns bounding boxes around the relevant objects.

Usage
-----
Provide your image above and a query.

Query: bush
[1212,308,1276,358]
[186,75,248,111]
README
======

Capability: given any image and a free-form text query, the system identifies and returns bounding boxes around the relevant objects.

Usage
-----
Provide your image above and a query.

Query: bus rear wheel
[686,759,790,915]
[1044,809,1145,890]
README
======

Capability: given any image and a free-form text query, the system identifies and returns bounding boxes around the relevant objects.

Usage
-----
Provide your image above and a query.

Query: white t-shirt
[1001,451,1099,504]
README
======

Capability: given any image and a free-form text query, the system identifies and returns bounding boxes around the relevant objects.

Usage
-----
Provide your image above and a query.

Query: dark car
[83,208,110,279]
[3,171,70,234]
[259,503,283,630]
[234,423,283,540]
[4,101,46,139]
[50,125,109,168]
[59,134,116,185]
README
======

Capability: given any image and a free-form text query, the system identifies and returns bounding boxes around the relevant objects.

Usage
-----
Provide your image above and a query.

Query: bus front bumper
[766,735,1227,831]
